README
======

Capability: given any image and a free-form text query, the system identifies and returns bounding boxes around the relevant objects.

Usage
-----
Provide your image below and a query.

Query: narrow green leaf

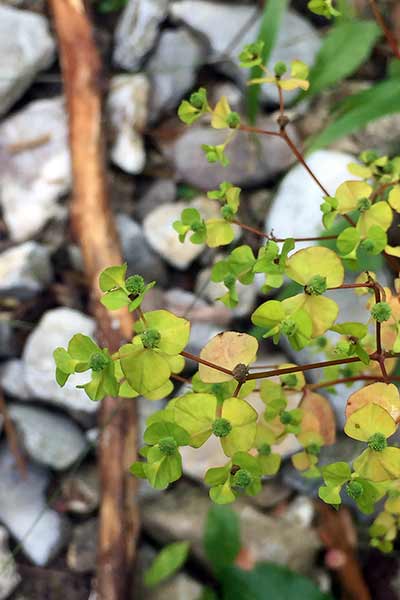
[144,541,190,587]
[303,21,380,99]
[308,77,400,151]
[246,0,289,123]
[203,506,241,572]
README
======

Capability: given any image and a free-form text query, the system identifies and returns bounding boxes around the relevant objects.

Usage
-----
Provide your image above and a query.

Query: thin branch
[369,0,400,60]
[181,350,233,376]
[0,389,27,479]
[246,356,362,381]
[309,374,400,391]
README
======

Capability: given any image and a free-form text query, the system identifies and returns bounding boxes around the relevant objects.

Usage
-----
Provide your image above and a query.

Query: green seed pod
[126,274,145,295]
[280,411,293,425]
[304,275,327,296]
[346,480,363,500]
[274,61,287,77]
[212,418,232,438]
[259,443,271,456]
[226,111,241,129]
[371,302,392,323]
[357,197,372,212]
[89,352,109,372]
[190,91,205,109]
[159,436,178,456]
[232,468,252,489]
[281,318,298,337]
[141,329,161,349]
[368,432,387,452]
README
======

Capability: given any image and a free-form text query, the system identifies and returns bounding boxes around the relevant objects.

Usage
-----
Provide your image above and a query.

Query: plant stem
[309,374,400,390]
[181,350,233,376]
[246,356,362,381]
[369,0,400,60]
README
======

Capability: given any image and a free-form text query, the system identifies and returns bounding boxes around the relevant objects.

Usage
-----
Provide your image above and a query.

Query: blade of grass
[246,0,288,124]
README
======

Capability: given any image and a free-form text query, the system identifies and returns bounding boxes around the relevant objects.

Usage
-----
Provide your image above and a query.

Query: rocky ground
[1,0,400,598]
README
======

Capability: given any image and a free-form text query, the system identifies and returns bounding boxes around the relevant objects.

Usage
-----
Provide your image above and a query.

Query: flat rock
[22,308,98,418]
[142,482,320,574]
[133,178,176,222]
[107,74,149,174]
[266,150,357,247]
[116,213,167,285]
[67,518,97,573]
[169,3,320,104]
[147,28,207,118]
[0,359,31,400]
[0,241,52,299]
[0,5,55,116]
[0,445,69,566]
[0,526,20,600]
[0,97,70,241]
[163,118,297,190]
[9,404,87,471]
[113,0,169,71]
[143,196,220,269]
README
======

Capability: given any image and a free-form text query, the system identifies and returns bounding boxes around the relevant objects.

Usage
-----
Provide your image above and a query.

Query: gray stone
[0,526,20,600]
[107,74,149,174]
[60,462,99,514]
[143,197,220,269]
[0,322,18,360]
[163,118,297,190]
[9,404,87,471]
[134,178,176,222]
[142,482,320,574]
[0,359,30,400]
[116,214,167,285]
[0,6,55,116]
[266,150,358,248]
[67,518,97,574]
[22,308,98,418]
[113,0,169,71]
[170,3,320,104]
[147,28,207,118]
[0,242,52,299]
[0,97,70,241]
[0,445,69,566]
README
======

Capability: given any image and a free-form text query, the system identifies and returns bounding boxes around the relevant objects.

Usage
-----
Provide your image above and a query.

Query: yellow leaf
[357,201,393,236]
[388,187,400,212]
[301,389,336,445]
[335,180,372,214]
[344,403,396,442]
[199,331,258,383]
[283,293,339,337]
[345,383,400,422]
[279,78,309,91]
[354,447,400,482]
[385,245,400,257]
[211,96,231,129]
[285,246,344,288]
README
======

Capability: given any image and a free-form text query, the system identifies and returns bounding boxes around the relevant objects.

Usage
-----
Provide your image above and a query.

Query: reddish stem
[309,374,400,391]
[246,356,362,381]
[181,350,233,376]
[369,0,400,60]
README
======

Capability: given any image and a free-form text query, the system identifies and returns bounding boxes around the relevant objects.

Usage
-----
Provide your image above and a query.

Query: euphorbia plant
[55,2,400,553]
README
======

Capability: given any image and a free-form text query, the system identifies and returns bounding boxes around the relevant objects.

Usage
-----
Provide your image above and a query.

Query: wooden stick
[0,388,27,479]
[48,2,139,598]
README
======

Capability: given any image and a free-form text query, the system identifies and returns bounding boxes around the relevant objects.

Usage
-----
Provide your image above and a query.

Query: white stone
[146,28,206,117]
[0,241,52,299]
[22,308,98,416]
[0,6,55,115]
[143,197,220,269]
[0,526,20,600]
[113,0,169,71]
[0,359,30,400]
[9,404,87,470]
[266,150,358,248]
[0,97,70,241]
[170,3,320,104]
[108,74,149,174]
[0,446,68,566]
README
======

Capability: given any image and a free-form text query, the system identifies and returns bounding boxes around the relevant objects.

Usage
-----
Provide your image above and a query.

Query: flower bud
[212,418,232,438]
[126,274,145,295]
[89,352,109,372]
[159,436,178,456]
[141,329,161,349]
[304,275,327,296]
[368,432,387,452]
[371,302,392,323]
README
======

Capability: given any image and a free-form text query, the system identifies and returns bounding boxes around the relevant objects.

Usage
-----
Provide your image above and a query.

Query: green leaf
[206,219,235,248]
[144,541,190,587]
[144,446,182,489]
[174,393,217,448]
[53,347,77,375]
[303,21,380,100]
[99,264,127,292]
[251,300,284,331]
[100,288,130,310]
[308,77,400,151]
[144,422,190,446]
[322,461,351,487]
[119,344,171,395]
[319,485,342,505]
[336,227,360,256]
[330,322,367,339]
[221,397,258,457]
[220,563,334,600]
[68,334,99,362]
[203,506,241,572]
[246,0,289,122]
[210,480,236,504]
[135,310,190,356]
